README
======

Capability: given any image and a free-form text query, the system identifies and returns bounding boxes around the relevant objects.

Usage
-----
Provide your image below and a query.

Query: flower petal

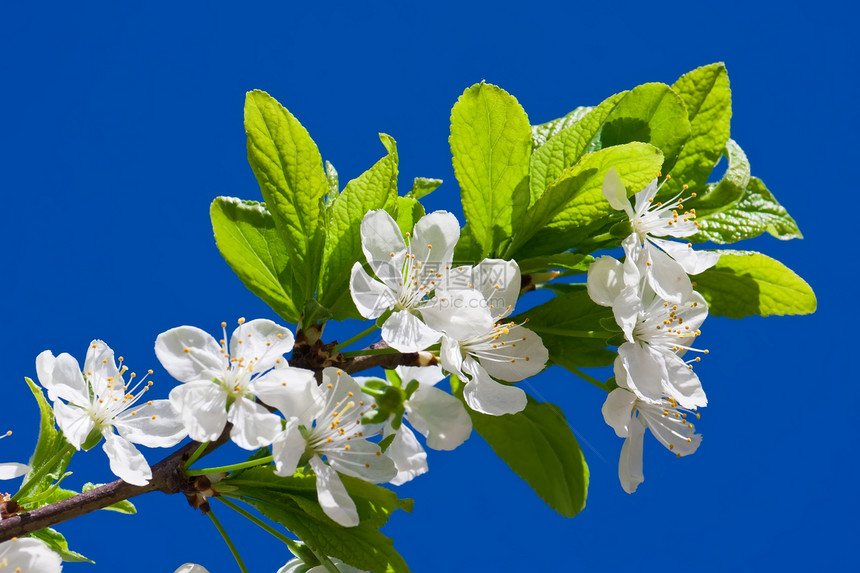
[103,432,152,485]
[227,396,283,450]
[309,455,359,527]
[639,403,702,456]
[251,366,320,423]
[385,424,428,486]
[601,388,637,438]
[474,325,548,382]
[395,364,446,388]
[462,360,527,416]
[349,262,397,319]
[84,339,122,398]
[0,462,30,480]
[619,416,646,494]
[406,386,471,450]
[651,237,720,275]
[36,350,89,405]
[603,167,634,217]
[229,319,295,372]
[420,289,495,341]
[586,256,626,307]
[169,381,227,442]
[0,538,63,573]
[360,209,407,284]
[642,241,693,304]
[473,259,521,319]
[53,400,95,449]
[324,438,397,484]
[439,335,465,378]
[155,326,225,383]
[661,353,708,409]
[411,210,460,276]
[615,343,666,403]
[381,310,441,353]
[272,419,306,477]
[114,399,186,448]
[175,565,211,573]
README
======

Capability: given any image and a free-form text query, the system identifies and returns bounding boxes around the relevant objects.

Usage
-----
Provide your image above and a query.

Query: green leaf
[689,138,750,217]
[82,483,137,514]
[406,177,442,200]
[211,197,301,323]
[531,106,593,148]
[21,378,73,497]
[394,196,425,236]
[694,177,803,244]
[510,142,663,257]
[450,82,532,257]
[517,253,593,274]
[692,250,816,318]
[468,395,589,517]
[665,63,732,195]
[318,137,399,320]
[325,160,340,203]
[515,288,615,370]
[244,90,329,303]
[227,467,412,573]
[29,528,93,563]
[452,225,483,265]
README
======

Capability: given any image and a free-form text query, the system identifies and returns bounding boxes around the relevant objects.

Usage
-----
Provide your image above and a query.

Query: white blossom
[174,565,209,573]
[0,431,29,480]
[349,209,461,352]
[279,556,366,573]
[35,341,185,486]
[155,318,314,450]
[0,535,63,572]
[271,368,396,527]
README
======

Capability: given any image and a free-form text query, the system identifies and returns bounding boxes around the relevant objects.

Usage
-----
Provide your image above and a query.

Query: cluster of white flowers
[0,537,63,572]
[588,169,718,493]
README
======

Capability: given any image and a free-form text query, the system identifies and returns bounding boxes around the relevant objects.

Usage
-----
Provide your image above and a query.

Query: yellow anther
[345,445,351,450]
[184,348,190,353]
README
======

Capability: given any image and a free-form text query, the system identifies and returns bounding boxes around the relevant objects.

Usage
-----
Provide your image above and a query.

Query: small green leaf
[394,196,425,237]
[531,106,593,148]
[517,253,593,274]
[21,378,73,498]
[468,395,589,517]
[450,82,532,257]
[406,177,442,200]
[694,177,802,244]
[453,226,483,265]
[29,528,93,563]
[211,197,301,323]
[665,63,732,195]
[692,250,816,318]
[244,90,329,303]
[82,483,137,514]
[318,139,399,320]
[689,138,750,217]
[325,160,340,202]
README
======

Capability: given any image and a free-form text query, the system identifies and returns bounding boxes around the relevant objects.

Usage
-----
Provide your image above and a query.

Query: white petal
[0,462,30,480]
[621,233,643,288]
[411,210,460,271]
[36,350,89,405]
[349,262,397,319]
[660,353,708,409]
[360,209,407,282]
[386,425,428,486]
[462,360,527,416]
[155,326,225,383]
[420,289,495,341]
[53,400,95,449]
[381,310,441,353]
[169,381,228,442]
[103,432,151,485]
[227,396,283,450]
[651,237,720,275]
[643,241,693,304]
[619,417,646,494]
[602,167,634,217]
[439,335,465,378]
[175,565,211,573]
[0,538,63,573]
[474,325,548,382]
[229,319,295,372]
[395,364,445,388]
[615,343,666,403]
[84,339,121,398]
[632,178,659,216]
[309,455,359,527]
[272,419,306,477]
[612,286,643,343]
[639,403,702,456]
[586,256,625,307]
[251,367,320,422]
[114,399,186,448]
[406,386,472,450]
[325,438,397,484]
[601,388,637,438]
[473,259,521,318]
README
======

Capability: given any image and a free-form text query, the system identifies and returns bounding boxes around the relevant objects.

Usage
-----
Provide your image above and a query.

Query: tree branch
[340,342,438,374]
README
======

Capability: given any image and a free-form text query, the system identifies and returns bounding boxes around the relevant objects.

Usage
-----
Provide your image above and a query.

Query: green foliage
[406,177,442,200]
[318,136,399,320]
[245,90,329,305]
[518,252,592,274]
[467,395,589,517]
[450,82,532,258]
[29,528,93,563]
[692,251,816,318]
[20,378,73,499]
[81,483,137,514]
[531,105,593,148]
[211,197,301,323]
[695,177,802,243]
[689,138,750,217]
[226,467,412,573]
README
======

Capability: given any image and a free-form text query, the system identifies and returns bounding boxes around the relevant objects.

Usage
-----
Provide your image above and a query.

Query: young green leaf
[694,177,803,244]
[29,528,93,563]
[450,82,532,257]
[317,137,399,320]
[393,196,425,237]
[468,395,589,517]
[20,378,73,499]
[689,138,750,217]
[665,63,732,195]
[211,197,302,323]
[531,105,594,148]
[517,252,593,274]
[244,90,329,303]
[406,177,442,200]
[325,160,340,203]
[692,250,816,318]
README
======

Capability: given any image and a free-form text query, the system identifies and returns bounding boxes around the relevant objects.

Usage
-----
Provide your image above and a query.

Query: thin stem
[568,367,608,391]
[12,443,75,501]
[183,441,210,469]
[208,507,249,573]
[308,546,341,573]
[218,497,306,559]
[331,323,379,352]
[340,347,400,358]
[527,327,607,338]
[186,456,274,477]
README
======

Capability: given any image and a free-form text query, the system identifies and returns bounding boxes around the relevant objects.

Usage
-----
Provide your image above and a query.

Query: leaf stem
[12,443,75,501]
[568,367,608,391]
[527,327,608,338]
[186,456,274,476]
[217,497,310,561]
[183,441,210,469]
[340,347,400,358]
[208,507,249,573]
[331,324,380,352]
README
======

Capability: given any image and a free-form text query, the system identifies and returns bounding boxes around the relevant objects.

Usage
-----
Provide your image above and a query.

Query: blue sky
[1,1,855,571]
